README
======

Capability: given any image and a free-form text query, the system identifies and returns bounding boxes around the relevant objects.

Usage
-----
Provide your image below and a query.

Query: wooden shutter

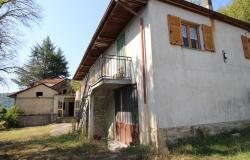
[241,35,250,59]
[168,15,183,46]
[202,25,215,52]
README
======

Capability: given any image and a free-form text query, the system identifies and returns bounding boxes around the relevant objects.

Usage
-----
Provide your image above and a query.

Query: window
[168,15,215,52]
[36,92,43,97]
[181,22,200,49]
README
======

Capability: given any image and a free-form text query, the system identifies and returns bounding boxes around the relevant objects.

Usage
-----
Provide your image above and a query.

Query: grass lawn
[0,125,142,160]
[0,125,51,141]
[1,125,250,160]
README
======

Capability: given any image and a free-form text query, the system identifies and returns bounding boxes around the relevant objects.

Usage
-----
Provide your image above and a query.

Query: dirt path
[50,123,72,136]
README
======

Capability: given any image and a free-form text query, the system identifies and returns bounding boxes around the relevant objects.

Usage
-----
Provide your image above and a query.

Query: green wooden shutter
[117,34,125,56]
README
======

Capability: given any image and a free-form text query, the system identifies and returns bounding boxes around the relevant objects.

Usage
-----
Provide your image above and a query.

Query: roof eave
[73,0,117,80]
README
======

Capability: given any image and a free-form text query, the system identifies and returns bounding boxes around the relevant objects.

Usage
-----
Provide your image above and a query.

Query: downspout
[116,0,150,144]
[140,18,150,144]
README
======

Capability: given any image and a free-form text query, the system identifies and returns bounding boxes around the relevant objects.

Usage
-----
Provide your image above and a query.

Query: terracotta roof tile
[36,78,64,85]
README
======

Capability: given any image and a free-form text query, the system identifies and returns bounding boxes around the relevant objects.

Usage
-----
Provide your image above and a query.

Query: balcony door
[117,33,125,56]
[116,34,126,78]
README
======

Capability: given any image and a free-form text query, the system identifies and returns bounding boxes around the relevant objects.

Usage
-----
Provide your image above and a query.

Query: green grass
[168,128,250,160]
[0,125,51,141]
[1,125,250,160]
[0,125,135,160]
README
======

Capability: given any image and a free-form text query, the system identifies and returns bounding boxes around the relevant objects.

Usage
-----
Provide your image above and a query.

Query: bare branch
[0,0,41,85]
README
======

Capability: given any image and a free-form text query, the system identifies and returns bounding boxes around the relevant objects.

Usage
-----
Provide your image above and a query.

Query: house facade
[9,78,76,126]
[73,0,250,147]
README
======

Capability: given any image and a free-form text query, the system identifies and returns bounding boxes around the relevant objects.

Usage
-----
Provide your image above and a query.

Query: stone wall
[158,119,250,146]
[92,90,115,139]
[19,114,57,127]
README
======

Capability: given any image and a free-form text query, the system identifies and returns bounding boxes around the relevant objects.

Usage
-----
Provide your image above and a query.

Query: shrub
[3,106,20,128]
[70,80,81,93]
[0,105,7,121]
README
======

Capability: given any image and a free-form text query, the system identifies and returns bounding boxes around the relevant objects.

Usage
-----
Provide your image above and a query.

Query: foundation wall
[158,119,250,146]
[19,114,57,127]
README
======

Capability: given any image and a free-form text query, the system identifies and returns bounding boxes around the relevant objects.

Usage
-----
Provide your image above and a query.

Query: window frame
[181,20,201,50]
[36,92,43,97]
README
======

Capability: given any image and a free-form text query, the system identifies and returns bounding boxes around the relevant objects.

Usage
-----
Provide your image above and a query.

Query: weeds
[169,127,250,159]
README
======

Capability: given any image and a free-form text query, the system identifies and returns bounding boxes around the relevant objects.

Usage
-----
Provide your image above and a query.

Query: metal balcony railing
[86,55,132,87]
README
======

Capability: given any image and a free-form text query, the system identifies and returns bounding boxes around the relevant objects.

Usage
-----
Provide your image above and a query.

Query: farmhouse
[73,0,250,148]
[9,78,76,126]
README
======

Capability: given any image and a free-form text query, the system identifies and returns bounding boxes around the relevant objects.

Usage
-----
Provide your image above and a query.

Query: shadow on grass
[119,145,171,160]
[0,133,155,160]
[0,133,170,160]
[169,127,250,157]
[0,134,115,160]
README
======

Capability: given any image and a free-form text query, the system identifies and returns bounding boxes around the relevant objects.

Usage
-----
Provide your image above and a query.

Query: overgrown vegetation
[1,105,20,128]
[168,127,250,159]
[0,104,7,120]
[70,80,81,93]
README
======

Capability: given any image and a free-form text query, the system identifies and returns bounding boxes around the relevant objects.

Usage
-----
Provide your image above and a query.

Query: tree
[70,80,81,93]
[0,0,40,85]
[13,36,69,88]
[218,0,250,23]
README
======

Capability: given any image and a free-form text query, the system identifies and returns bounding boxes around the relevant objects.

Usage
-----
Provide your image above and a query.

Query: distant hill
[0,93,14,108]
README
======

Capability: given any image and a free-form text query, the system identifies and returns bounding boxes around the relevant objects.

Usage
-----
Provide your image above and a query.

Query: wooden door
[115,85,139,145]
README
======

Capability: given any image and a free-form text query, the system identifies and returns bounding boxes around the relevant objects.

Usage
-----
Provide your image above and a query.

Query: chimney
[201,0,213,10]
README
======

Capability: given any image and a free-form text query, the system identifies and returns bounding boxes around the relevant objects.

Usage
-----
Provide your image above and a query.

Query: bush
[0,105,7,120]
[3,106,20,128]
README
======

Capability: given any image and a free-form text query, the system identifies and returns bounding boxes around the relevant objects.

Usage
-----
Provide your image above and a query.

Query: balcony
[86,55,133,90]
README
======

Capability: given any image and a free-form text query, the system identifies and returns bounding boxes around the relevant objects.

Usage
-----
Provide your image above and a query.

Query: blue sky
[3,0,231,93]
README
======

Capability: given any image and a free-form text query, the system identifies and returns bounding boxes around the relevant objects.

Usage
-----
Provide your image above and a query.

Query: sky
[2,0,231,93]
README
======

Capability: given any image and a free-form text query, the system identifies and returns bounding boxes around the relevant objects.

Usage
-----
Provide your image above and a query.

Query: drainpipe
[140,18,150,145]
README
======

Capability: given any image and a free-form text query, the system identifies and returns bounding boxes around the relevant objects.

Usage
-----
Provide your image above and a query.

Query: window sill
[182,46,202,51]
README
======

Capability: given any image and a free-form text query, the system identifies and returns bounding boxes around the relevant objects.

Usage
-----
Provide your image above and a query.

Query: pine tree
[13,36,69,88]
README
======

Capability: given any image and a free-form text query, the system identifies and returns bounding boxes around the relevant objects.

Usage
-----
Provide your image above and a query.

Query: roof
[73,0,250,80]
[35,78,64,86]
[8,83,59,98]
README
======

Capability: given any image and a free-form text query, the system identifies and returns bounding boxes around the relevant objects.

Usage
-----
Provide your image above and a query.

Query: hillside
[0,93,14,108]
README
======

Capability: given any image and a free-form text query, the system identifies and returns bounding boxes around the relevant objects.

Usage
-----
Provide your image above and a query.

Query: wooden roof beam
[117,1,139,16]
[93,41,110,47]
[86,56,99,60]
[97,36,115,42]
[119,0,147,7]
